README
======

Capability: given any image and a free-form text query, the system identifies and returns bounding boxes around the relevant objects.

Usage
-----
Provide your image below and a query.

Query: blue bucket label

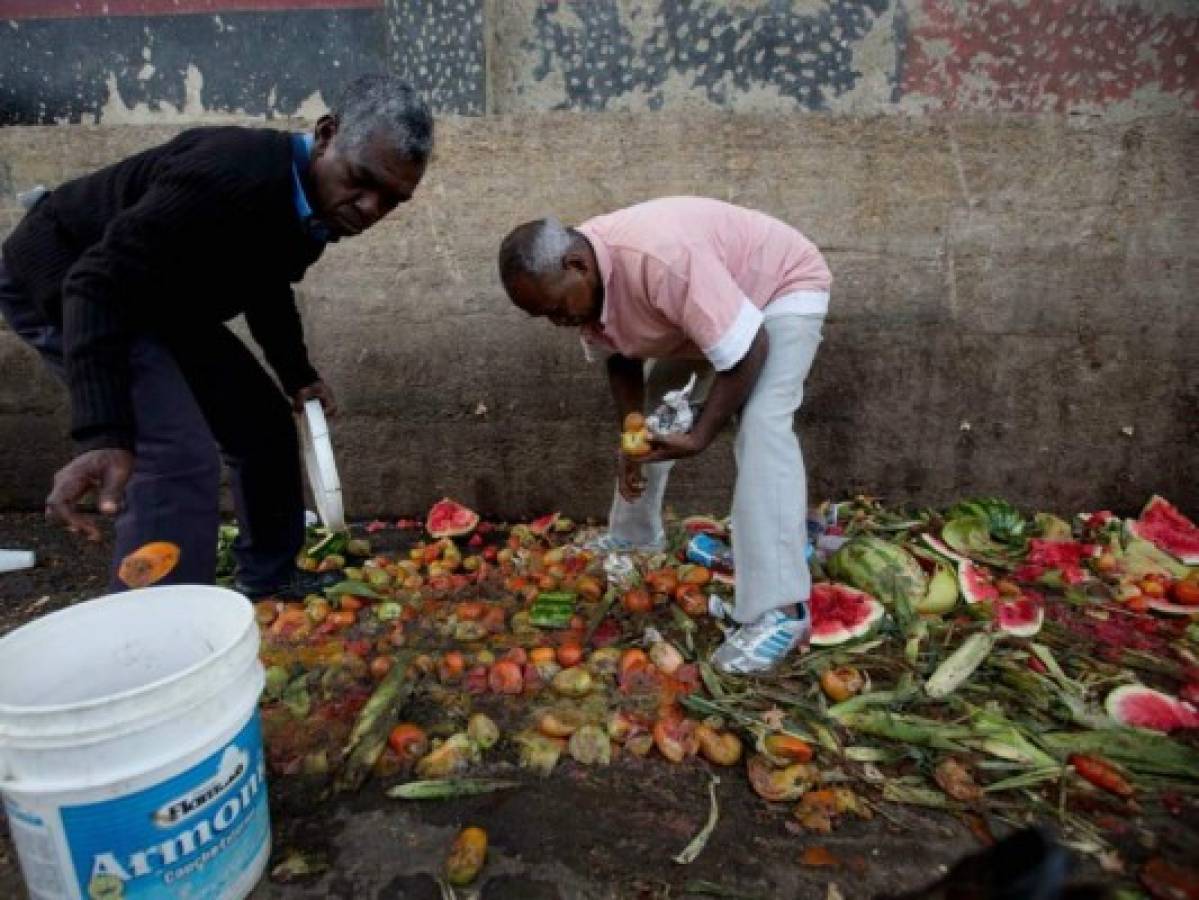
[59,712,269,900]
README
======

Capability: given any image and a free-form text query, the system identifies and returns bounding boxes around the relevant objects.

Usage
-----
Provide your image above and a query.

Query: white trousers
[608,313,825,624]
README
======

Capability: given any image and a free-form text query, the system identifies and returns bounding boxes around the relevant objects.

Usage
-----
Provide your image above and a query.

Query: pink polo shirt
[577,197,831,370]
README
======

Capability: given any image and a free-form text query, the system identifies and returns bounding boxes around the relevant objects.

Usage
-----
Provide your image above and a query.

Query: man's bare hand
[618,454,647,502]
[293,380,338,417]
[45,448,134,541]
[639,431,707,464]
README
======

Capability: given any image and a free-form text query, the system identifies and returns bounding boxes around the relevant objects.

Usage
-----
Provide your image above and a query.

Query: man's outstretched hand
[45,447,134,541]
[293,380,338,417]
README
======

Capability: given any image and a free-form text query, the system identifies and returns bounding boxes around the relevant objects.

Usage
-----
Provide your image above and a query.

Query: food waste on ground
[251,494,1199,892]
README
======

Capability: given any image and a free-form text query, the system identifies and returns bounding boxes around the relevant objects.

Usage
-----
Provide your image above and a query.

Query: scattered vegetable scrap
[252,494,1199,892]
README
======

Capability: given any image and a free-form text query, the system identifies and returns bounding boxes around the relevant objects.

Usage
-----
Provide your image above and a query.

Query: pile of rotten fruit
[253,495,1199,891]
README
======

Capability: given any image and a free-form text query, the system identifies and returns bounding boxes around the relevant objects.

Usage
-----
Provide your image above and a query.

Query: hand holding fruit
[620,412,651,458]
[619,411,707,479]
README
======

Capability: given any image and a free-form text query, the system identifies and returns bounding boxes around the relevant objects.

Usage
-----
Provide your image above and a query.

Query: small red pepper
[1069,754,1134,798]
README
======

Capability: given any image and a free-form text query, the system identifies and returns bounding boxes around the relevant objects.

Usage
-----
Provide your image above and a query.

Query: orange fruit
[1170,579,1199,607]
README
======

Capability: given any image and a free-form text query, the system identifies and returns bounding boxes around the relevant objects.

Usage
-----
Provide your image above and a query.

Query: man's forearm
[246,292,319,395]
[606,353,645,425]
[691,327,769,447]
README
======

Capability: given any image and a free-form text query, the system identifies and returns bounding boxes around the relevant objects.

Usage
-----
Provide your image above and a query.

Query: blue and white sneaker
[710,606,810,675]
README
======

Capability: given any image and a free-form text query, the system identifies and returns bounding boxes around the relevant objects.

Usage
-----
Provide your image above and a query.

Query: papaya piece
[118,541,181,588]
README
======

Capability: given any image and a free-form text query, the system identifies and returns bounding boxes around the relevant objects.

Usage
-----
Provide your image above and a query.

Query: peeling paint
[0,6,386,124]
[99,65,249,123]
[0,0,1196,123]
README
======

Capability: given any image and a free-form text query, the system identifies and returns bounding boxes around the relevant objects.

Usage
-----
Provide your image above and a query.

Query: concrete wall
[1,1,1197,518]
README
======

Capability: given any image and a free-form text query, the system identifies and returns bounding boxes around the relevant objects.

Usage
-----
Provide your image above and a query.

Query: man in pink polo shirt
[497,197,830,674]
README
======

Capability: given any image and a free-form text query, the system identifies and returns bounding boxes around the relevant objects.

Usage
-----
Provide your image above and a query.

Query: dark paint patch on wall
[387,0,485,115]
[526,0,891,111]
[0,8,386,124]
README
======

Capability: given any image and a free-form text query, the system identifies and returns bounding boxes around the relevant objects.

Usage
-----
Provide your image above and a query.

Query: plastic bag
[646,373,698,436]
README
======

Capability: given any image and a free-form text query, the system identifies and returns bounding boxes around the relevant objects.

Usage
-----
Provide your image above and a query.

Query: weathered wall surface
[1,0,1196,518]
[2,114,1196,518]
[2,1,1197,122]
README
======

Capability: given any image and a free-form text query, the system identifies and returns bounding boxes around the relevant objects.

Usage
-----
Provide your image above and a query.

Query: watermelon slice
[682,515,727,537]
[1126,496,1199,565]
[426,498,480,539]
[810,583,885,646]
[1105,684,1199,733]
[528,512,560,536]
[1014,539,1094,586]
[957,560,1000,605]
[995,594,1044,637]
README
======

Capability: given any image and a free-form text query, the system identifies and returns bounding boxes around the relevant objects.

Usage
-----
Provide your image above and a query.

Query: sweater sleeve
[245,286,320,395]
[59,173,238,451]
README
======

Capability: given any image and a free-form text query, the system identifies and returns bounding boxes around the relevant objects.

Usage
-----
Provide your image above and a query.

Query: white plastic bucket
[0,585,269,900]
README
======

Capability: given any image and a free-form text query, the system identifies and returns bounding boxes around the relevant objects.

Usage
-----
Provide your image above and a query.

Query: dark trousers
[0,261,304,592]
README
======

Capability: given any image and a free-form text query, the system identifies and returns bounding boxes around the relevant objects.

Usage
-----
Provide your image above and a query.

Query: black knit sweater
[1,126,325,451]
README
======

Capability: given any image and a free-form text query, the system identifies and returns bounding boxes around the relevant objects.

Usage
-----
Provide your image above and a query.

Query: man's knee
[135,432,221,483]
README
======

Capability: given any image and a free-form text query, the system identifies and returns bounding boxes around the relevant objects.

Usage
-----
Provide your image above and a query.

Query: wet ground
[0,513,1141,899]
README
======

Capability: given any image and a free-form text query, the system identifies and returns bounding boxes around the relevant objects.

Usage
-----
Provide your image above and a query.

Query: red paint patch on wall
[903,0,1199,112]
[0,0,379,19]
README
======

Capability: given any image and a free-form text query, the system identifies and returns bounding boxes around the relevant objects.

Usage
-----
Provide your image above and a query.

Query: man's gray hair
[333,74,434,163]
[523,217,574,274]
[497,216,577,283]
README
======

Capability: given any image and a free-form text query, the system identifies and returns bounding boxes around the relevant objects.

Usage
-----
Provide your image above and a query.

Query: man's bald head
[497,217,603,327]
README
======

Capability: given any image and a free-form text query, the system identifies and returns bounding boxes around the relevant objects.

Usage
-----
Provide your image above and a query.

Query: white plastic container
[0,585,269,900]
[298,398,345,531]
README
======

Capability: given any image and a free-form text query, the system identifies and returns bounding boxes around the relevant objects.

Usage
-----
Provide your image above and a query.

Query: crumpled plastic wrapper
[646,373,698,436]
[603,553,638,591]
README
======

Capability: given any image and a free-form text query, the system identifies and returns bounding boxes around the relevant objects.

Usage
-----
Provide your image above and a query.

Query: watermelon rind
[825,536,928,607]
[921,534,970,565]
[915,566,959,615]
[426,498,480,538]
[1117,536,1191,581]
[1105,684,1199,733]
[1125,495,1199,566]
[1146,599,1199,617]
[946,497,1027,544]
[810,583,885,647]
[996,598,1044,637]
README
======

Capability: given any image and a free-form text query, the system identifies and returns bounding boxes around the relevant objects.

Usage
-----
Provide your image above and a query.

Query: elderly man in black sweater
[0,75,432,597]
